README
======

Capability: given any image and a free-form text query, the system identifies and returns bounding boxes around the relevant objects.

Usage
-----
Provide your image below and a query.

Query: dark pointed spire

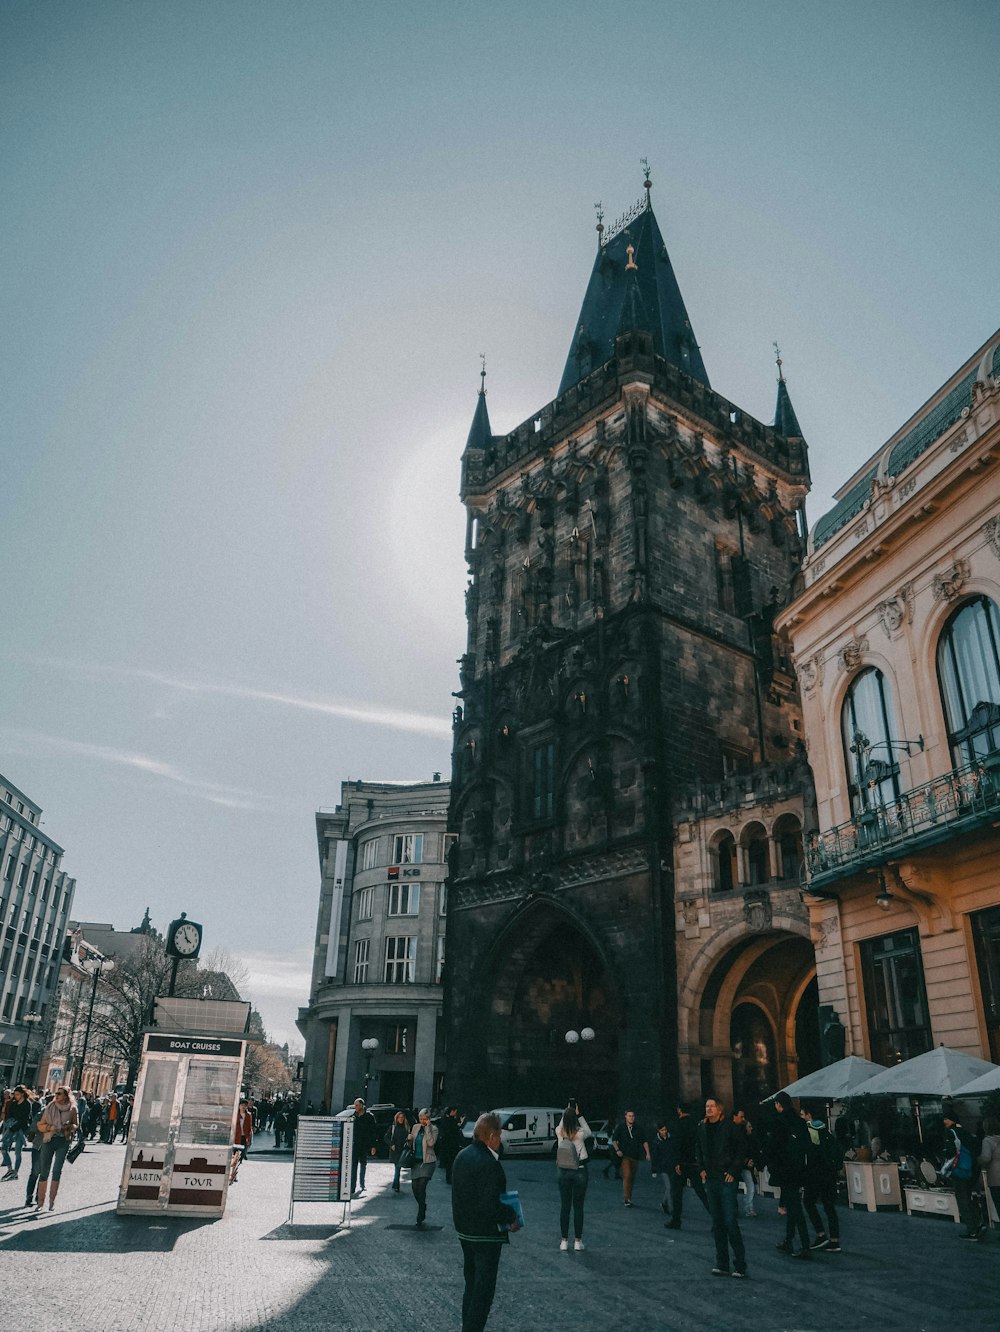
[558,172,709,397]
[772,342,804,439]
[465,354,493,451]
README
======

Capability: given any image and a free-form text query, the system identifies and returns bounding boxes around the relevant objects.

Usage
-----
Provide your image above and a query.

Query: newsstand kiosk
[118,1003,249,1219]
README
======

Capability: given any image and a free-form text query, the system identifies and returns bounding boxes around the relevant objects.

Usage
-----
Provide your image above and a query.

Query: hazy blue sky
[3,1,997,1045]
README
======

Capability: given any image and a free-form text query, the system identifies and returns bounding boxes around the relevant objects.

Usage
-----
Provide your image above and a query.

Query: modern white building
[0,773,76,1088]
[298,776,450,1113]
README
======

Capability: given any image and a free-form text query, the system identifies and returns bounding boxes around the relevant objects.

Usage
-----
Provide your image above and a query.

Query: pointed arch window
[937,596,1000,765]
[841,668,900,815]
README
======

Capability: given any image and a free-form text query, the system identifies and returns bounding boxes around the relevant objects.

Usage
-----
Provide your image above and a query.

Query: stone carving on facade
[797,652,824,694]
[839,635,869,672]
[897,476,917,500]
[932,558,970,602]
[743,889,772,933]
[875,590,909,638]
[853,519,870,540]
[984,515,1000,562]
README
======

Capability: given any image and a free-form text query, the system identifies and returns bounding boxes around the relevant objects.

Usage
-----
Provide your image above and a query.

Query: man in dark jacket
[696,1097,748,1278]
[452,1112,519,1332]
[942,1099,983,1240]
[611,1109,650,1207]
[350,1098,379,1195]
[437,1106,465,1184]
[771,1091,811,1258]
[666,1103,710,1229]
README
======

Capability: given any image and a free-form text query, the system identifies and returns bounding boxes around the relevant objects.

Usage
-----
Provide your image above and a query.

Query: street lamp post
[76,956,115,1092]
[13,1011,43,1086]
[564,1026,595,1103]
[361,1037,380,1100]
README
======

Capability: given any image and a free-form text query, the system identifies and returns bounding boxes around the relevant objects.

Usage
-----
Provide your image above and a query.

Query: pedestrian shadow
[0,1208,213,1252]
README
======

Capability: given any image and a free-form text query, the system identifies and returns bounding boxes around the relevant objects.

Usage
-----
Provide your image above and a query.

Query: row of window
[353,882,447,921]
[360,832,425,871]
[352,934,446,985]
[711,816,803,893]
[2,790,36,824]
[842,596,1000,816]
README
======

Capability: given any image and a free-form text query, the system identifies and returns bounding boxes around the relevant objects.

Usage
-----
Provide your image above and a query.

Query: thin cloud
[0,727,261,810]
[19,654,452,739]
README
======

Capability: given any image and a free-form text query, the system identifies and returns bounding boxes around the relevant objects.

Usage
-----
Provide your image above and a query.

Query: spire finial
[595,200,605,248]
[479,353,487,395]
[626,243,637,271]
[773,340,785,382]
[641,157,652,208]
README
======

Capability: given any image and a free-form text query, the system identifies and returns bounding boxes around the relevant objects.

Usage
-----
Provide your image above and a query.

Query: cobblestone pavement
[1,1136,998,1331]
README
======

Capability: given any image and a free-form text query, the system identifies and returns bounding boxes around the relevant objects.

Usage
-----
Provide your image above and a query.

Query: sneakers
[1,1170,15,1181]
[624,1199,633,1208]
[826,1240,841,1252]
[711,1266,730,1276]
[775,1241,794,1254]
[810,1236,830,1250]
[559,1239,569,1251]
[732,1269,748,1279]
[574,1239,585,1251]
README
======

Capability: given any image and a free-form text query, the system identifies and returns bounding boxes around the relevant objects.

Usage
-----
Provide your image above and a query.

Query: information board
[117,1031,245,1218]
[289,1115,354,1222]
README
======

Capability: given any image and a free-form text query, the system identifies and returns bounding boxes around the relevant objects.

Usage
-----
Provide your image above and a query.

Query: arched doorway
[696,930,817,1105]
[485,905,622,1118]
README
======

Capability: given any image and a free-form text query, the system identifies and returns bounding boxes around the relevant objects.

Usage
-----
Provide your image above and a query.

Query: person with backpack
[554,1103,591,1250]
[942,1100,982,1241]
[800,1103,842,1252]
[769,1092,812,1259]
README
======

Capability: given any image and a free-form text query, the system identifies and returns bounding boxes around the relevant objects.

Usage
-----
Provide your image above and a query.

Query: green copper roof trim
[813,465,878,550]
[886,367,978,478]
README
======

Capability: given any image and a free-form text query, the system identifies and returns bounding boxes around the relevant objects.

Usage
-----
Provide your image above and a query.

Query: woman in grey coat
[407,1108,439,1228]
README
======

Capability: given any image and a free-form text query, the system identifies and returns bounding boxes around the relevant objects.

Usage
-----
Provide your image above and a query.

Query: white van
[493,1107,565,1157]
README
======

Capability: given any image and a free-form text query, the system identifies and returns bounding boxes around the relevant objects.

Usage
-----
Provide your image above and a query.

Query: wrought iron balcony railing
[806,753,1000,889]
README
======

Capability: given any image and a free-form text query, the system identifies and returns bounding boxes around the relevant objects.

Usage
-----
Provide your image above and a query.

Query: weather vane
[479,353,487,392]
[595,201,604,247]
[641,157,652,191]
[773,341,784,379]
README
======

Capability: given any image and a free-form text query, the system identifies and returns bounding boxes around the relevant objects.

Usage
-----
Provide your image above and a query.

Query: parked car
[588,1118,612,1158]
[492,1107,565,1157]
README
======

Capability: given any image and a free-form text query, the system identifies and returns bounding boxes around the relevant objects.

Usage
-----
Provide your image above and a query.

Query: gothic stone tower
[445,180,813,1117]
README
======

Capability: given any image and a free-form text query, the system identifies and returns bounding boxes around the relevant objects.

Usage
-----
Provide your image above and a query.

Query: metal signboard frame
[117,1032,246,1219]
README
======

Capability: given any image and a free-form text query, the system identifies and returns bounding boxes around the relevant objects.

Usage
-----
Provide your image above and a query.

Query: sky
[2,1,998,1047]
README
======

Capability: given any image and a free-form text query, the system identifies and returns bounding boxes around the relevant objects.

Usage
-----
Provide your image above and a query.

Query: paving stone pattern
[1,1137,998,1331]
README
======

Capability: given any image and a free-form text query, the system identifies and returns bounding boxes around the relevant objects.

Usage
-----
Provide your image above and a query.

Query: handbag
[399,1146,416,1169]
[67,1136,85,1164]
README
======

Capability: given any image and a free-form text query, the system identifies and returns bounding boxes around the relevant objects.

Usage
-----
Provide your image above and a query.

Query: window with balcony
[937,595,1000,765]
[387,883,420,916]
[353,939,370,984]
[361,838,378,871]
[392,833,423,865]
[356,886,374,920]
[384,936,415,984]
[841,668,901,815]
[859,928,933,1065]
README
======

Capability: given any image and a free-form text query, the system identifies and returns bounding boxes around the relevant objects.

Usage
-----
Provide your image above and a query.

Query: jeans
[782,1184,809,1248]
[558,1164,588,1238]
[460,1239,503,1332]
[670,1164,709,1221]
[740,1167,756,1212]
[803,1173,840,1239]
[392,1156,402,1189]
[37,1136,70,1182]
[351,1152,368,1192]
[2,1126,25,1172]
[705,1178,746,1272]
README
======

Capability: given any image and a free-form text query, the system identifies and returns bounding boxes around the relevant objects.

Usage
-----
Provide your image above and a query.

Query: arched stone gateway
[679,920,818,1105]
[481,899,623,1117]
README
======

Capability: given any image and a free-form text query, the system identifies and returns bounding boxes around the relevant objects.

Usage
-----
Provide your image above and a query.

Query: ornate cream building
[779,329,1000,1066]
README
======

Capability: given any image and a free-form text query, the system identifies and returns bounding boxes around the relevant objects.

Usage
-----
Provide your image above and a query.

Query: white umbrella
[847,1046,998,1098]
[953,1065,1000,1097]
[769,1055,888,1101]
